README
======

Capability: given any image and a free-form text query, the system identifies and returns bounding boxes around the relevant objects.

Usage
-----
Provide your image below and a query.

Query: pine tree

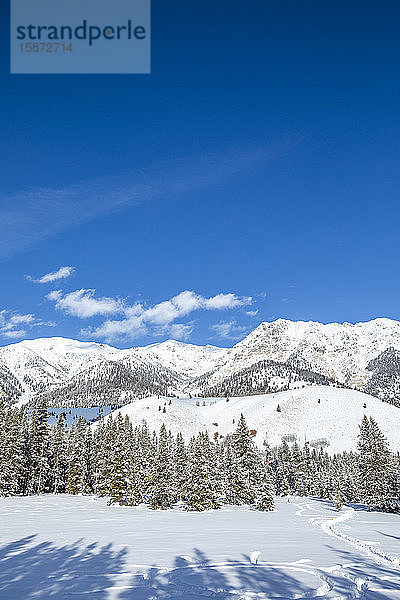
[66,418,88,495]
[51,413,68,494]
[254,435,275,510]
[358,416,398,512]
[83,428,94,494]
[107,434,129,505]
[134,421,154,500]
[292,442,307,497]
[174,432,188,501]
[28,399,50,495]
[185,432,220,511]
[149,424,175,509]
[0,402,13,496]
[276,442,291,497]
[333,477,347,511]
[15,407,31,495]
[94,418,116,496]
[255,470,275,511]
[126,467,142,506]
[230,414,262,504]
[221,437,236,504]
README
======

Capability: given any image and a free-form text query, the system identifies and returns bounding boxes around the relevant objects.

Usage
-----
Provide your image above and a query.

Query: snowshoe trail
[308,504,400,568]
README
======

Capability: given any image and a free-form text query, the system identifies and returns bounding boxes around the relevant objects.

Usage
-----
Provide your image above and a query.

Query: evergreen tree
[358,416,398,512]
[0,402,14,496]
[95,418,116,496]
[275,441,291,497]
[333,477,347,511]
[149,424,175,509]
[28,399,50,494]
[255,435,275,511]
[185,432,220,511]
[66,418,88,495]
[51,412,68,494]
[107,433,129,505]
[254,470,275,511]
[126,467,142,506]
[174,432,188,501]
[292,442,307,497]
[230,414,262,504]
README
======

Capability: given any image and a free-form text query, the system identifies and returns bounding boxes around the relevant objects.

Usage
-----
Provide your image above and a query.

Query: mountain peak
[1,317,399,407]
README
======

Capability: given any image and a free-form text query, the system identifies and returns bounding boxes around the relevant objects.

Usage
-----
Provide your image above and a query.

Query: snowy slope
[1,317,400,406]
[103,385,400,453]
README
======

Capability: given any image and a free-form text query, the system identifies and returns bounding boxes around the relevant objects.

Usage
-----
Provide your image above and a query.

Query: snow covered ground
[0,495,399,599]
[103,386,400,453]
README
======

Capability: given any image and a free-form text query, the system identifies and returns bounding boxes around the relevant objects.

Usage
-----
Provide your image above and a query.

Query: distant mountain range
[1,318,400,408]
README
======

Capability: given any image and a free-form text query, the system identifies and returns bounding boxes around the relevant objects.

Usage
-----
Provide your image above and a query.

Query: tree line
[0,399,399,513]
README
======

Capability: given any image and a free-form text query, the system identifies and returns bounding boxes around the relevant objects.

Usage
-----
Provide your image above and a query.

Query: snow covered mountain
[197,318,400,403]
[0,318,400,407]
[101,386,400,454]
[0,337,227,406]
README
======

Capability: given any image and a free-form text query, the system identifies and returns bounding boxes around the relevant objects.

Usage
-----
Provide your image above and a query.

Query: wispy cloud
[0,310,55,340]
[209,319,247,340]
[161,322,194,341]
[53,289,254,342]
[26,265,75,284]
[0,142,300,259]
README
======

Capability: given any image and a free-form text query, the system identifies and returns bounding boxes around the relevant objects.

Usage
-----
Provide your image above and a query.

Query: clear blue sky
[1,1,400,347]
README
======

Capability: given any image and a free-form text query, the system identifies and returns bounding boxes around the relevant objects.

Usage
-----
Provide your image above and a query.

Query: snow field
[0,495,399,599]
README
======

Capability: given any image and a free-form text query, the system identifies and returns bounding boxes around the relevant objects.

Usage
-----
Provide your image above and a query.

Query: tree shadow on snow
[118,545,400,600]
[118,549,319,600]
[378,531,400,541]
[3,538,399,599]
[0,534,128,599]
[323,544,400,599]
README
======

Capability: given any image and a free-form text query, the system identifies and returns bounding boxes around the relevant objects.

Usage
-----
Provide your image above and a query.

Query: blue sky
[1,1,400,348]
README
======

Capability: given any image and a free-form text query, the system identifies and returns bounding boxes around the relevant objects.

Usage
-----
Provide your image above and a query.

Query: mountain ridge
[1,317,400,407]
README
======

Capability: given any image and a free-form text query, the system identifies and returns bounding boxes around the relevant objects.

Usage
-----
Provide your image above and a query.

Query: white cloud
[2,329,27,339]
[5,313,35,327]
[210,320,247,340]
[0,310,55,341]
[79,290,252,342]
[162,322,194,341]
[82,314,146,342]
[47,289,123,319]
[205,293,251,310]
[143,291,251,325]
[143,291,251,330]
[26,266,75,284]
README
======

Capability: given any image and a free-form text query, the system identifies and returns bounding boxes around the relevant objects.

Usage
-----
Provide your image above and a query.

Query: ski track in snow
[297,500,400,600]
[309,505,400,568]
